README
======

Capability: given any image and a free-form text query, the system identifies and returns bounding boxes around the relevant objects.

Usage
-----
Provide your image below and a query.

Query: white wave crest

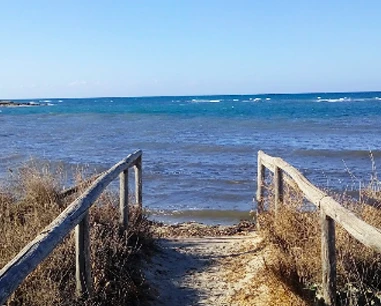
[191,99,221,103]
[316,96,381,103]
[317,97,351,103]
[245,98,261,102]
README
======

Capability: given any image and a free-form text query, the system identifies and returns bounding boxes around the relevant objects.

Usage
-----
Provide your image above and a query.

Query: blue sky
[1,1,380,98]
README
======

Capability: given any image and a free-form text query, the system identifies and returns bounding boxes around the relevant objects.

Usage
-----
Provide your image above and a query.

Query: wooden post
[321,210,336,306]
[256,155,266,230]
[119,169,129,230]
[75,212,93,298]
[256,156,265,213]
[135,156,142,208]
[274,166,283,219]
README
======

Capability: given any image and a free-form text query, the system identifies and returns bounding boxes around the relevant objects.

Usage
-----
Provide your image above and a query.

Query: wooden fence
[0,150,143,305]
[256,150,381,306]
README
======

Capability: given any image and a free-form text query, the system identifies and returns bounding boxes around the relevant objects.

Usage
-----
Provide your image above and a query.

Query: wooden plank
[75,212,92,297]
[0,150,142,305]
[256,155,265,213]
[320,198,381,253]
[135,156,142,208]
[274,166,283,218]
[119,169,129,230]
[259,150,381,253]
[321,211,336,305]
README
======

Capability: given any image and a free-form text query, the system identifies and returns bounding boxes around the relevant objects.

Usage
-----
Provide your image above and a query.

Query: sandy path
[144,233,267,305]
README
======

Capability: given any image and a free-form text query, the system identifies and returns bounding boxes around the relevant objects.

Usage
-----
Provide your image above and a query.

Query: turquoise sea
[1,92,381,224]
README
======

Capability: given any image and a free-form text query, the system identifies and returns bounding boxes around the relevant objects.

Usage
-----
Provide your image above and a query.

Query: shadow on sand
[144,236,264,305]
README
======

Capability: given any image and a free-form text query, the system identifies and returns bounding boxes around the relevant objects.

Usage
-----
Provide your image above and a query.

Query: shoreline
[147,208,253,226]
[151,219,257,238]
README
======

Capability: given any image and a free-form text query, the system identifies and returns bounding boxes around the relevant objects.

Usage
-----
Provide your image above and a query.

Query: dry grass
[0,163,154,306]
[221,235,309,306]
[258,177,381,305]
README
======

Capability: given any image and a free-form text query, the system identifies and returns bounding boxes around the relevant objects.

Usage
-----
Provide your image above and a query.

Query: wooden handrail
[0,150,143,304]
[258,151,381,251]
[257,150,381,306]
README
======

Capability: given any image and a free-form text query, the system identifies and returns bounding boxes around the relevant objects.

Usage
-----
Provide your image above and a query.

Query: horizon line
[4,89,381,101]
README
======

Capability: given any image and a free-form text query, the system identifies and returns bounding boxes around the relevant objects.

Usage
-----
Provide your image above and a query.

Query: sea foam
[317,97,380,103]
[191,99,221,103]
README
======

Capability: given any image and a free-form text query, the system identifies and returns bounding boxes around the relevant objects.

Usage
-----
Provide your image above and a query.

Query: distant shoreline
[0,100,42,107]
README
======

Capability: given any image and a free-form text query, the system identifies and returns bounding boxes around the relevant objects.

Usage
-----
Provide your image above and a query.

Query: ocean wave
[191,99,221,103]
[147,208,251,224]
[294,149,381,158]
[316,97,351,103]
[242,98,261,102]
[40,100,52,103]
[316,96,381,103]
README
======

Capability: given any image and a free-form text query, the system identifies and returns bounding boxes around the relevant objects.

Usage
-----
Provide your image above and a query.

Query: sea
[1,92,381,224]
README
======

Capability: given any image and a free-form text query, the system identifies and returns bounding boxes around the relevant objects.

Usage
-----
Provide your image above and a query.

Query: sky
[1,0,381,99]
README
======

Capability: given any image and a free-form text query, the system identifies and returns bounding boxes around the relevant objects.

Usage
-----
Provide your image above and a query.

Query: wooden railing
[256,150,381,306]
[0,150,143,304]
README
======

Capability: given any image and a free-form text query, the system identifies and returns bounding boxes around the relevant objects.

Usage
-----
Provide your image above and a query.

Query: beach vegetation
[258,176,381,305]
[0,162,154,306]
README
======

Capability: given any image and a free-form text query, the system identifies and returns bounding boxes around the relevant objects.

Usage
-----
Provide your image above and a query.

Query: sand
[143,227,270,305]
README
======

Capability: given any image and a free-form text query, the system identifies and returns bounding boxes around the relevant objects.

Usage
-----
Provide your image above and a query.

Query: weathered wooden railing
[256,150,381,306]
[0,150,143,304]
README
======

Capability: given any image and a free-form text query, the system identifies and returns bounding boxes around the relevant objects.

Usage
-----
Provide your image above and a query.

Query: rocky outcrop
[0,101,41,107]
